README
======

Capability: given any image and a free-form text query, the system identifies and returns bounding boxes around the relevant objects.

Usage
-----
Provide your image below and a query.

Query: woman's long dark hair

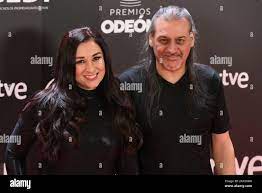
[140,6,214,127]
[23,27,142,161]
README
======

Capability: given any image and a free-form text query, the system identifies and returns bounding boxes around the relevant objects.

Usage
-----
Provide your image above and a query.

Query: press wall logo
[210,55,254,89]
[120,0,141,7]
[0,0,50,12]
[100,0,151,35]
[0,80,28,100]
[210,155,262,175]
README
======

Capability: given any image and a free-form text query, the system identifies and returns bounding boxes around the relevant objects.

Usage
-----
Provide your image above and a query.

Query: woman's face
[75,40,106,90]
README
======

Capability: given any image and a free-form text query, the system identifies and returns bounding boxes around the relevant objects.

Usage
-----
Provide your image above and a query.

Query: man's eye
[76,60,85,64]
[159,39,168,44]
[176,39,185,45]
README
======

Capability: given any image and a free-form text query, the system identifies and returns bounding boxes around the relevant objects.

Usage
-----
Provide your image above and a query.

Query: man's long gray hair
[140,6,212,127]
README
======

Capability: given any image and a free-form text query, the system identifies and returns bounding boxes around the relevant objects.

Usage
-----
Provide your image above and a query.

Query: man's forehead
[154,17,191,37]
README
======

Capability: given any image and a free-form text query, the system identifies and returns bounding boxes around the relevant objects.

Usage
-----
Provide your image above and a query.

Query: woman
[5,27,142,175]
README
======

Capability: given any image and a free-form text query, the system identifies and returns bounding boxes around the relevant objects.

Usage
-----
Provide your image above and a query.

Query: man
[119,5,236,174]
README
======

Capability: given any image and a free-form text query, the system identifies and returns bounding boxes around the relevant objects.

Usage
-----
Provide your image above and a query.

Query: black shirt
[5,87,137,175]
[119,63,231,175]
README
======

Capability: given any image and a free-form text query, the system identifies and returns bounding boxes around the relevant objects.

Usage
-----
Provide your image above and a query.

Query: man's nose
[167,42,179,53]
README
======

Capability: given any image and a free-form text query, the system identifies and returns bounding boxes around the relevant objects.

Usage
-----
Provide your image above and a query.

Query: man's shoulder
[193,63,220,82]
[193,63,221,93]
[119,65,147,83]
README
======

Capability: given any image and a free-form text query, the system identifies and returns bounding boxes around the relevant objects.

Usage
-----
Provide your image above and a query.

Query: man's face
[149,17,195,73]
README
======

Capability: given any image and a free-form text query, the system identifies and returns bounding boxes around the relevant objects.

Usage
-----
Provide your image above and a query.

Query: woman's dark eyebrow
[75,52,102,59]
[75,56,85,59]
[93,52,102,57]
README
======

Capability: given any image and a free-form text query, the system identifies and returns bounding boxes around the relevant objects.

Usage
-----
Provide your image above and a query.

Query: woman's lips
[84,73,98,81]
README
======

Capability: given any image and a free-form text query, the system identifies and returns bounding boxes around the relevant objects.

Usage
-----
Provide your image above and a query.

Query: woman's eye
[93,56,101,62]
[76,60,85,64]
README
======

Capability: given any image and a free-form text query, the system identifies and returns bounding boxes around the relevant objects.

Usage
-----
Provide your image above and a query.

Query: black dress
[5,87,138,175]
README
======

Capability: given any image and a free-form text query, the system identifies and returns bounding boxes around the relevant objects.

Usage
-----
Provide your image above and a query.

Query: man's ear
[149,34,153,47]
[189,32,195,47]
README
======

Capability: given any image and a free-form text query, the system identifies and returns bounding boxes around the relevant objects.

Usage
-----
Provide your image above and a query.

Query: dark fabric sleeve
[118,65,145,84]
[116,148,139,175]
[211,72,231,134]
[5,108,37,175]
[118,69,133,83]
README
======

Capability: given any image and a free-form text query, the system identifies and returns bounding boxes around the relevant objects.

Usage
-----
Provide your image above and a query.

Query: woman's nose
[84,61,96,73]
